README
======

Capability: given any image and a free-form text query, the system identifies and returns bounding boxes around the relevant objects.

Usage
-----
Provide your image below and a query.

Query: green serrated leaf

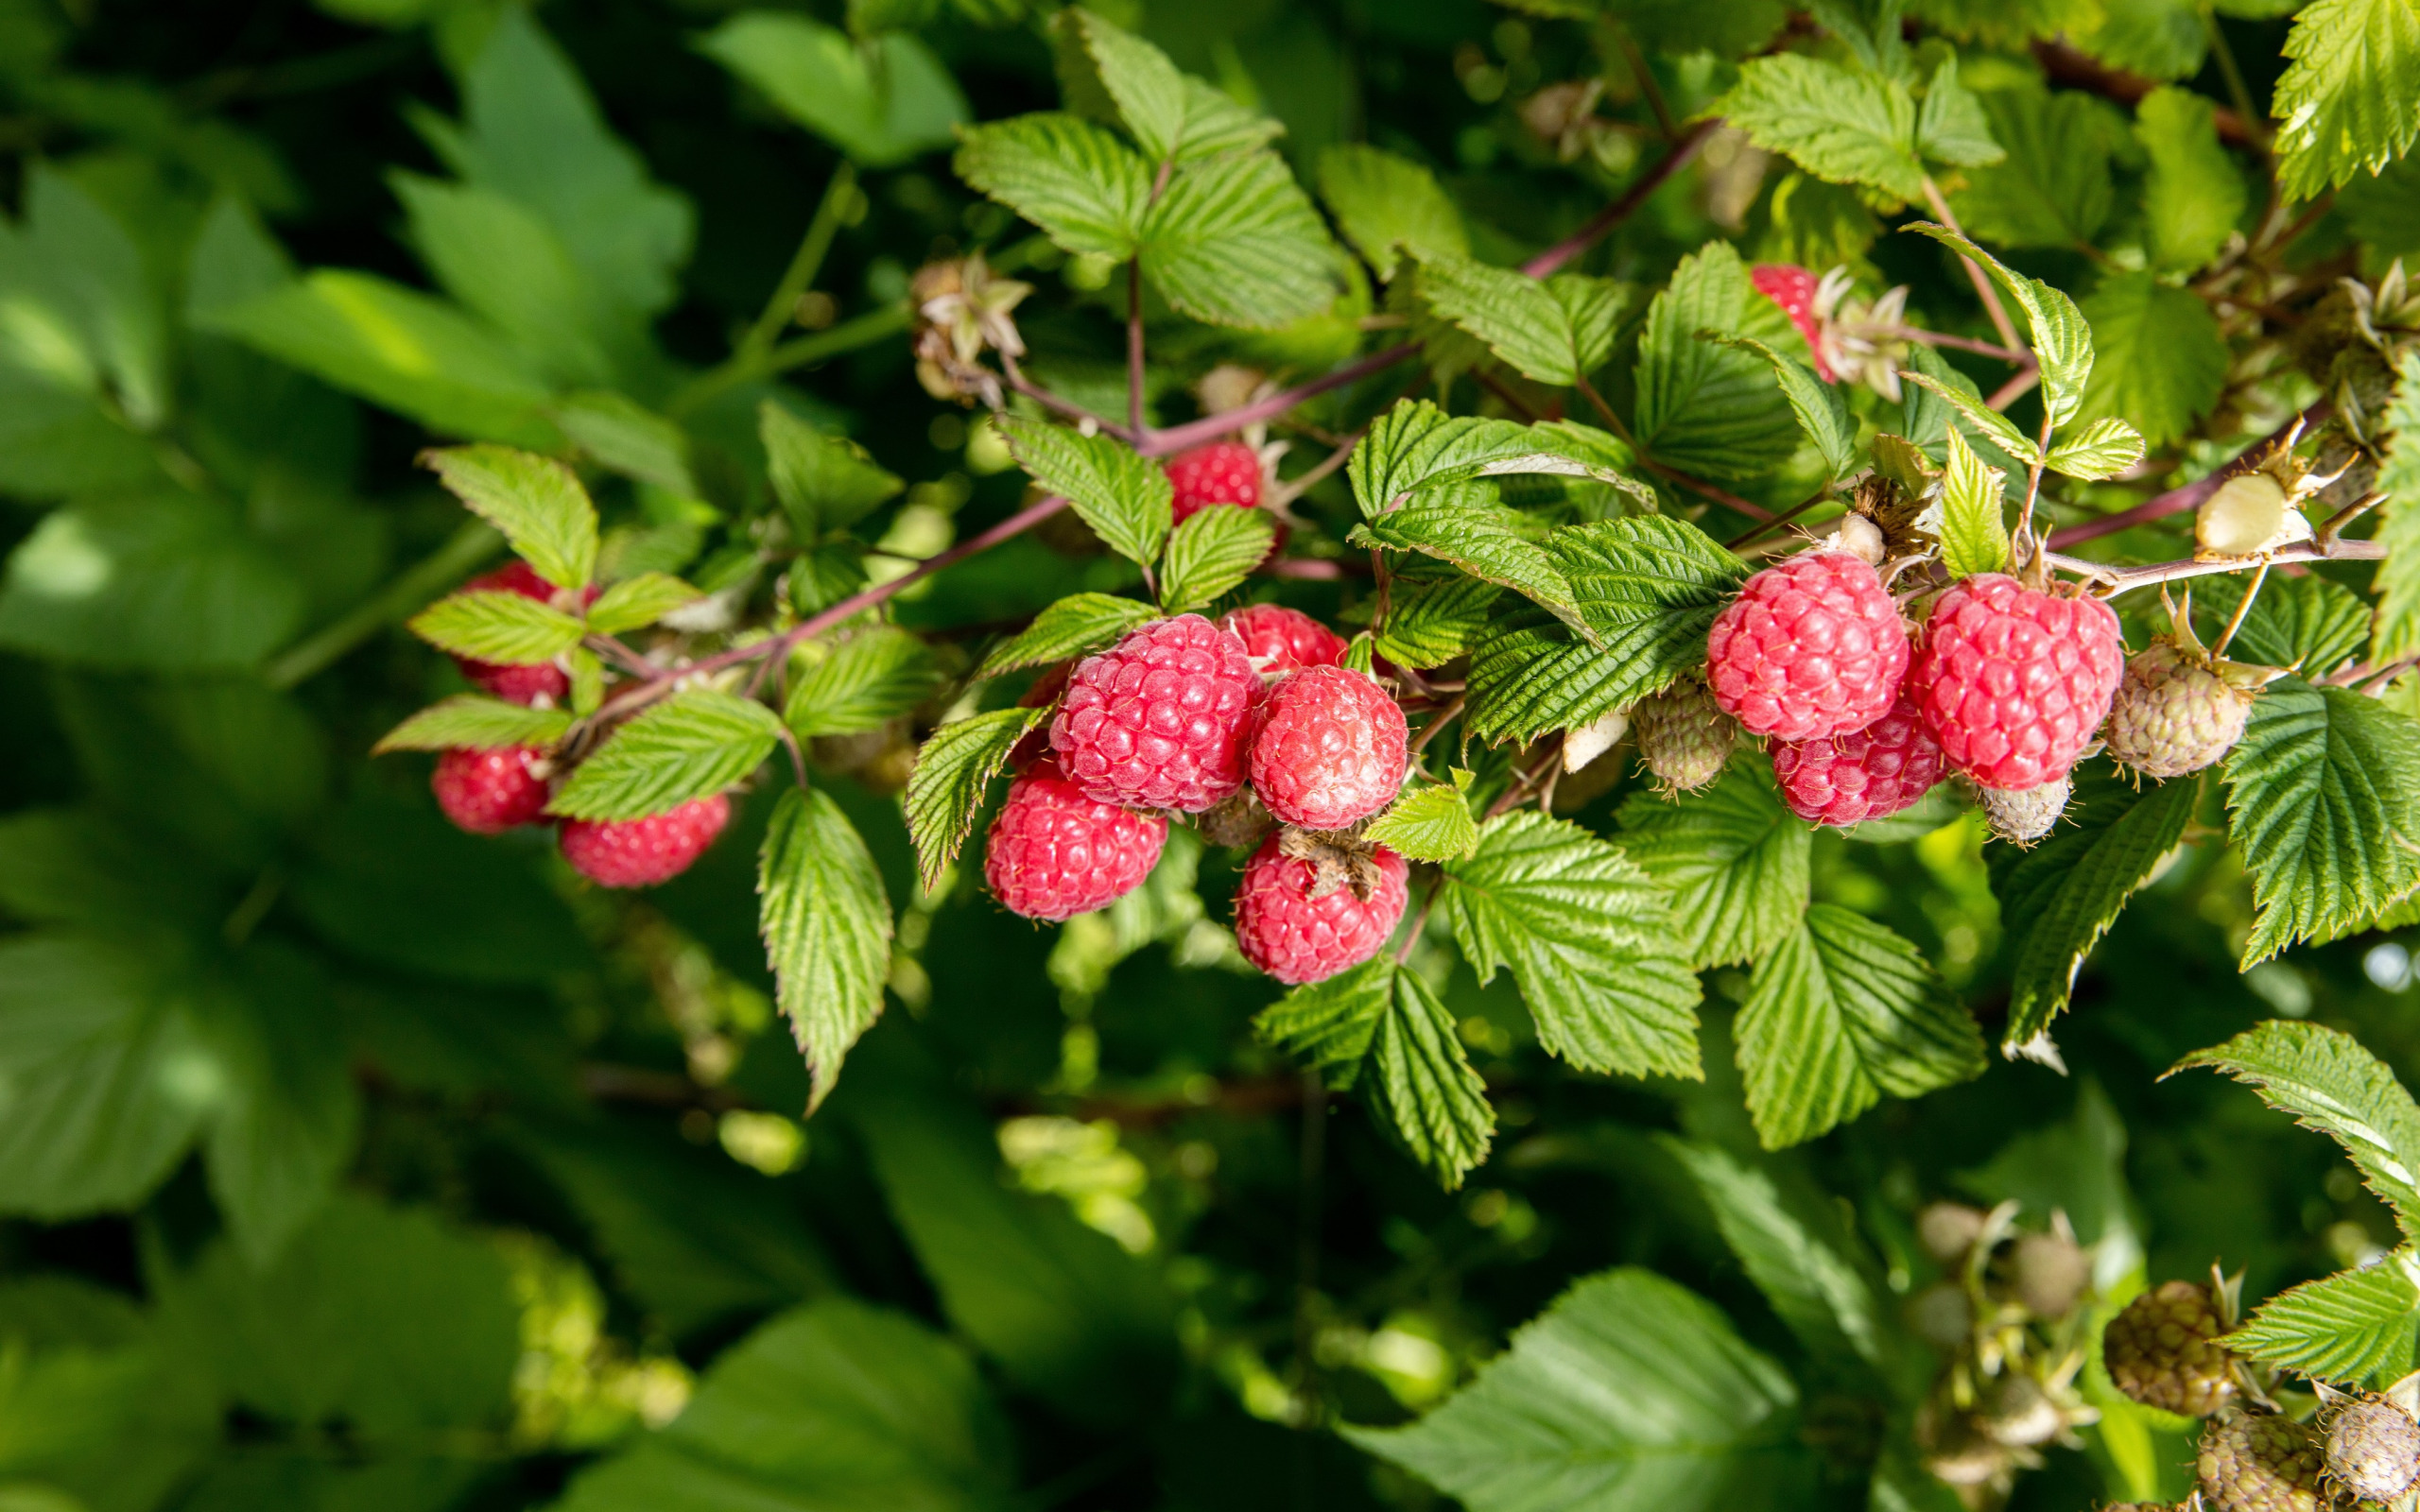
[786,627,944,737]
[698,15,966,168]
[996,415,1173,566]
[586,572,701,635]
[1633,242,1803,482]
[1703,332,1857,480]
[953,112,1150,260]
[1054,8,1278,166]
[1365,784,1479,862]
[1939,424,2010,578]
[2371,354,2420,664]
[373,696,574,753]
[1256,956,1392,1089]
[1945,84,2113,249]
[2272,0,2420,201]
[2196,571,2371,679]
[1898,369,2042,465]
[1346,399,1650,519]
[2232,1251,2420,1387]
[1616,763,1810,971]
[552,391,698,496]
[2044,416,2146,481]
[905,707,1047,890]
[1345,1268,1808,1512]
[1352,486,1583,634]
[421,445,598,590]
[977,593,1156,679]
[549,688,785,821]
[1376,572,1502,670]
[1661,1138,1886,1368]
[758,787,892,1112]
[2072,271,2228,449]
[1735,903,1987,1150]
[1414,253,1623,387]
[2221,679,2420,965]
[1905,221,2094,427]
[1158,504,1274,614]
[1900,342,2031,475]
[1139,150,1341,330]
[1715,54,1925,201]
[1913,52,2003,169]
[1991,765,2200,1048]
[2178,1020,2420,1240]
[2137,87,2248,272]
[1441,811,1703,1081]
[761,402,904,537]
[1317,144,1467,282]
[406,589,586,665]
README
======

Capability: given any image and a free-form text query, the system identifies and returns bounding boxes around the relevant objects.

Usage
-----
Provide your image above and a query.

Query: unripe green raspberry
[1980,775,2069,846]
[2104,1280,2238,1417]
[1632,673,1737,791]
[2198,1413,2331,1512]
[2103,642,2257,780]
[2325,1396,2420,1503]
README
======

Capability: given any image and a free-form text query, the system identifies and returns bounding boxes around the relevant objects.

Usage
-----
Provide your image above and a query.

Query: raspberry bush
[6,5,2420,1511]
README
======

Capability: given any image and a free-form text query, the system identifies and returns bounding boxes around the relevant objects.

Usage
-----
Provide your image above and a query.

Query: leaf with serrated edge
[761,401,904,536]
[1415,252,1599,387]
[1715,54,1925,201]
[1255,955,1390,1090]
[2271,0,2420,201]
[1442,811,1703,1080]
[407,591,585,665]
[1377,574,1501,670]
[1938,425,2010,579]
[1347,399,1647,519]
[1991,765,2200,1048]
[786,627,944,737]
[1139,150,1341,330]
[1365,784,1478,862]
[2043,417,2146,481]
[1317,144,1467,282]
[1703,332,1857,480]
[1898,370,2041,464]
[1633,241,1802,483]
[996,415,1173,566]
[2138,87,2246,273]
[905,707,1048,890]
[759,787,892,1111]
[977,593,1156,679]
[2177,1020,2420,1242]
[1617,764,1809,971]
[2073,272,2228,449]
[953,112,1149,260]
[2200,573,2370,680]
[2371,354,2420,664]
[550,688,785,821]
[374,696,573,753]
[1368,967,1494,1188]
[1735,903,1986,1149]
[2232,1251,2420,1387]
[586,572,701,635]
[1661,1138,1885,1368]
[1352,486,1583,636]
[422,445,597,591]
[1904,222,2093,427]
[1057,9,1279,166]
[2221,679,2420,965]
[1159,504,1274,615]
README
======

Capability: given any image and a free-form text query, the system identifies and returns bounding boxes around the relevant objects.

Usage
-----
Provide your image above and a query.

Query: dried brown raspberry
[2105,1280,2238,1418]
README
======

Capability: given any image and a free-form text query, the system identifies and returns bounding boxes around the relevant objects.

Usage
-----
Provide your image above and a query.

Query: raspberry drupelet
[1048,614,1264,814]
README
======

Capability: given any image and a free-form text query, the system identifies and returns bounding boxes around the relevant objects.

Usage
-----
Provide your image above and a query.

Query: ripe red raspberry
[1220,604,1347,672]
[432,746,551,834]
[1751,263,1836,381]
[1910,574,2124,792]
[1165,440,1263,523]
[1049,614,1263,813]
[1249,666,1409,831]
[1706,551,1910,743]
[455,560,596,707]
[1769,695,1945,827]
[983,760,1167,921]
[560,794,730,887]
[1232,835,1409,986]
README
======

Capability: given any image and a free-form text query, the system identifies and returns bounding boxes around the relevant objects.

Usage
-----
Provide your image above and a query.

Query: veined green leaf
[1715,54,1925,201]
[2073,271,2227,449]
[421,444,598,590]
[954,112,1150,261]
[1946,84,2113,249]
[373,695,573,753]
[1661,1139,1886,1368]
[1317,145,1467,281]
[1905,222,2094,427]
[1352,486,1582,634]
[762,401,904,537]
[996,415,1173,566]
[785,627,944,737]
[2221,679,2420,964]
[1347,1268,1808,1512]
[1912,52,2003,169]
[1632,241,1801,483]
[1898,369,2041,464]
[758,788,891,1111]
[1991,766,2200,1049]
[2196,571,2370,680]
[1900,342,2031,474]
[551,391,697,496]
[2044,417,2146,481]
[1346,398,1648,519]
[1616,763,1809,971]
[2231,1251,2420,1387]
[2137,87,2248,272]
[406,589,585,665]
[1139,149,1341,330]
[2178,1020,2420,1240]
[2370,353,2420,664]
[1734,904,1986,1149]
[699,15,966,168]
[1376,572,1501,670]
[1365,783,1478,862]
[2271,0,2420,201]
[1256,955,1391,1088]
[1158,504,1274,615]
[1053,8,1278,166]
[976,593,1156,679]
[1938,425,2009,578]
[1703,332,1856,480]
[1414,253,1623,387]
[1441,811,1703,1081]
[548,688,784,821]
[586,572,700,635]
[905,707,1047,890]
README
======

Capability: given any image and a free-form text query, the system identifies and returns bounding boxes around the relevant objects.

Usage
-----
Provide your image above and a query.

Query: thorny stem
[1918,180,2024,355]
[1485,750,1560,820]
[1885,326,2031,364]
[585,634,657,678]
[1127,260,1147,438]
[1005,355,1140,443]
[2202,9,2267,150]
[1985,365,2041,412]
[1407,694,1468,758]
[737,162,857,366]
[1724,490,1829,549]
[2043,536,2385,596]
[1270,430,1361,509]
[2044,405,2328,549]
[669,304,911,418]
[2211,558,2271,659]
[776,724,810,788]
[1520,118,1718,280]
[1145,344,1417,457]
[1617,29,1676,140]
[2013,412,2058,572]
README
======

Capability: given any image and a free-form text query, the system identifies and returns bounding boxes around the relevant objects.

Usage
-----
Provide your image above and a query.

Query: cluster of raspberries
[1703,549,2138,835]
[428,561,728,888]
[988,599,1413,987]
